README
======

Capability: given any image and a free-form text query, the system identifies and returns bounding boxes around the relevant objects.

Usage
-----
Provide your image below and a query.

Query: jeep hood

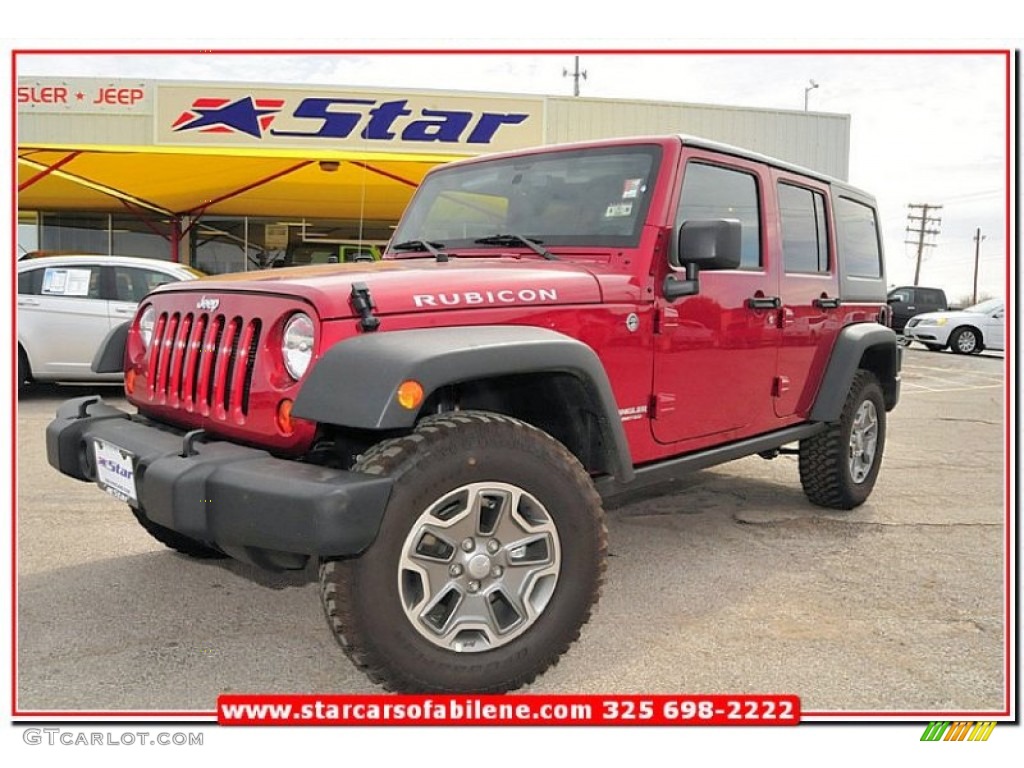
[154,259,603,319]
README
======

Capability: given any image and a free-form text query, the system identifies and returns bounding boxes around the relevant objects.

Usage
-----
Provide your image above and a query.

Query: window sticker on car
[605,202,633,217]
[42,267,91,296]
[622,178,644,199]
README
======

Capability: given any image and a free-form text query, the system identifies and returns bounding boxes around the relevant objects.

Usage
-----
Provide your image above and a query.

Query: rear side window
[836,198,882,278]
[677,162,761,268]
[778,182,830,273]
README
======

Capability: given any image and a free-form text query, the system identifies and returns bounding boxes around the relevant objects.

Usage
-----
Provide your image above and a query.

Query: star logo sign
[172,96,285,138]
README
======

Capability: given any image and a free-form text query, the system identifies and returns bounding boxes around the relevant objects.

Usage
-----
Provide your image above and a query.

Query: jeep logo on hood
[196,296,220,312]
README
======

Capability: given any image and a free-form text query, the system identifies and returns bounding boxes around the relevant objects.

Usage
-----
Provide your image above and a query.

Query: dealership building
[17,77,851,274]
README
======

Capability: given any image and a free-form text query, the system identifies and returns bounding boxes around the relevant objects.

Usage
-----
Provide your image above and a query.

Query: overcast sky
[13,50,1009,301]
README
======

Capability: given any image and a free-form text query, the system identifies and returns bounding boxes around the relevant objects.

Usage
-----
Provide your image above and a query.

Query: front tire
[950,326,981,354]
[17,347,30,394]
[799,370,886,510]
[320,411,607,693]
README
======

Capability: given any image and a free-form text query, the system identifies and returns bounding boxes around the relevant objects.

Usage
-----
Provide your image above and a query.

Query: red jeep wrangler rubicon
[47,135,900,693]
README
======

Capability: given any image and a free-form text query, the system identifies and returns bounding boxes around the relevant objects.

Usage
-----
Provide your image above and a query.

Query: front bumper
[904,326,947,345]
[46,397,393,569]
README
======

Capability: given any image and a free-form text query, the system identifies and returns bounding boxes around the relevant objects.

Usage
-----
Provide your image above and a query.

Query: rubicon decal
[412,289,559,308]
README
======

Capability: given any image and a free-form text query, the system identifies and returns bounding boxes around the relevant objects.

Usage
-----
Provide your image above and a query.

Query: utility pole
[905,203,943,286]
[563,56,587,97]
[972,227,986,305]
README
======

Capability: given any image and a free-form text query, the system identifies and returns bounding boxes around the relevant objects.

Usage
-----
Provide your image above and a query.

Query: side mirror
[671,218,742,269]
[664,218,741,302]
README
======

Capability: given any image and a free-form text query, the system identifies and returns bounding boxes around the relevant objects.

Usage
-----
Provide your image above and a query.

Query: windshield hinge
[350,282,381,332]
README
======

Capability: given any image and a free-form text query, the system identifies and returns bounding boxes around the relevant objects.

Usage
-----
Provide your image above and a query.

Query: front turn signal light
[276,398,295,435]
[396,380,424,410]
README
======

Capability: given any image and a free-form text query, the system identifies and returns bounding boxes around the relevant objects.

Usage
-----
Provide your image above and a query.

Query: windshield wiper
[473,234,558,261]
[390,239,449,263]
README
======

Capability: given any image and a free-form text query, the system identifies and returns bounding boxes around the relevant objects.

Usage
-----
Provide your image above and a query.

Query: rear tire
[131,507,228,559]
[319,411,607,693]
[799,370,886,510]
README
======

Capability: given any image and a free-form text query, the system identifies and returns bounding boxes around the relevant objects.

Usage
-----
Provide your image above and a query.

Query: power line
[905,203,942,286]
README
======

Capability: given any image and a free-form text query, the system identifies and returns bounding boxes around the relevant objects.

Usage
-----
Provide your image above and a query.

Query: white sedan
[903,298,1005,354]
[17,254,203,391]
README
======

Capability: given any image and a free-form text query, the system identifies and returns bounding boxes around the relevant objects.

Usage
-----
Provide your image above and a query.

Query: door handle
[113,306,135,315]
[747,296,782,310]
[18,299,41,307]
[813,296,841,309]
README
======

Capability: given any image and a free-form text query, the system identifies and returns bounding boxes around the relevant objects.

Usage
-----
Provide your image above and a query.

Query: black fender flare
[810,323,901,422]
[92,321,130,373]
[292,325,635,482]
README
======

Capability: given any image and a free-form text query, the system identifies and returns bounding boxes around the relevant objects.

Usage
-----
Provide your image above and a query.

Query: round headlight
[138,306,156,349]
[282,313,315,380]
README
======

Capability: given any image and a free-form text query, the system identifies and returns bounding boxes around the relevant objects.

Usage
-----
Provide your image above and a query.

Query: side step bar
[596,422,826,503]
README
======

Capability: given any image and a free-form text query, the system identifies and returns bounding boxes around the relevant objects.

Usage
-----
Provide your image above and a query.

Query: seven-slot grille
[146,311,262,421]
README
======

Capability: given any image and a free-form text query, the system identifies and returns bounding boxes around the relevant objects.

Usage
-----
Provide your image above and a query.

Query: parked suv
[47,136,901,693]
[886,285,948,334]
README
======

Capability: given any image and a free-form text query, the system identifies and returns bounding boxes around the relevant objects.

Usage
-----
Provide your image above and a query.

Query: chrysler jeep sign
[156,85,543,153]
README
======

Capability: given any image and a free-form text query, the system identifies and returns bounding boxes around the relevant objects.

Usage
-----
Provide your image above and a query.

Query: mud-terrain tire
[320,410,607,693]
[131,507,228,559]
[799,370,886,510]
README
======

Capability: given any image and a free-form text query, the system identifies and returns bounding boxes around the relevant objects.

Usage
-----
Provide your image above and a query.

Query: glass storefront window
[192,218,249,275]
[34,212,174,261]
[110,214,174,259]
[18,211,39,257]
[38,212,108,255]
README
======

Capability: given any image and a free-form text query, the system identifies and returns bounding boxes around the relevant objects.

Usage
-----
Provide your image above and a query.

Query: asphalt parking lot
[14,347,1007,714]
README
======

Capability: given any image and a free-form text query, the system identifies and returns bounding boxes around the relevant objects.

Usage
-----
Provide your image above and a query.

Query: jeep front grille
[147,311,262,420]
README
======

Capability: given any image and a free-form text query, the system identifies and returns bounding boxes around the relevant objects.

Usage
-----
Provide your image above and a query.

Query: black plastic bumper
[46,397,393,568]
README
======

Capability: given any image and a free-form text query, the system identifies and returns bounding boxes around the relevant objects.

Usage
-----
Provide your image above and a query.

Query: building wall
[545,96,850,180]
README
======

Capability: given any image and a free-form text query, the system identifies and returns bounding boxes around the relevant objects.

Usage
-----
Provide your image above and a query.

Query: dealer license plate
[94,439,138,505]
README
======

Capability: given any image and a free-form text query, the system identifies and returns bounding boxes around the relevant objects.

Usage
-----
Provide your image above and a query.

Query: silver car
[903,298,1005,354]
[17,254,203,391]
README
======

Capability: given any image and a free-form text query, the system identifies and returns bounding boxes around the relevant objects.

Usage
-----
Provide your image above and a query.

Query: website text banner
[218,694,801,726]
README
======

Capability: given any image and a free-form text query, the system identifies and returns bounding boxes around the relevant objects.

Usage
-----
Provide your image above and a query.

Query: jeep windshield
[388,145,662,257]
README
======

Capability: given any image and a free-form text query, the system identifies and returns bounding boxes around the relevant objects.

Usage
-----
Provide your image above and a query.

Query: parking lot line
[901,383,1002,395]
